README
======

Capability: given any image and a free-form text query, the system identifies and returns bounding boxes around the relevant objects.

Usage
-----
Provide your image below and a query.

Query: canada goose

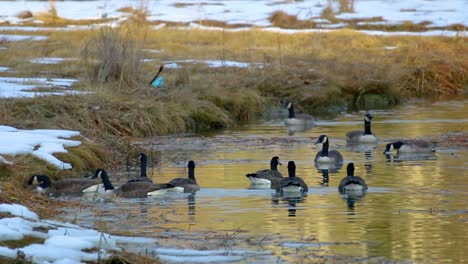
[148,160,200,195]
[338,163,367,193]
[314,135,344,165]
[128,153,153,183]
[27,174,99,196]
[95,168,174,198]
[83,153,152,194]
[276,161,308,194]
[284,101,315,127]
[384,140,436,154]
[245,156,283,188]
[346,113,378,143]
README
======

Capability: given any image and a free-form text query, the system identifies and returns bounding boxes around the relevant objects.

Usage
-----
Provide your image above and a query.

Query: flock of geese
[27,101,436,199]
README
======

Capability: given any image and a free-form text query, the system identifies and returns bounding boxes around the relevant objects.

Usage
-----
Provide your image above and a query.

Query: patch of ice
[164,63,180,69]
[0,34,47,41]
[0,76,86,98]
[0,66,9,72]
[29,57,76,64]
[0,126,81,169]
[384,46,399,50]
[154,248,270,256]
[157,254,246,263]
[164,59,264,69]
[0,203,39,220]
[144,49,164,53]
[319,23,348,29]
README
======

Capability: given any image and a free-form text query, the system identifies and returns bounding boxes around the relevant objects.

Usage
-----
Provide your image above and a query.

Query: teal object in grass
[151,76,165,88]
[149,65,164,88]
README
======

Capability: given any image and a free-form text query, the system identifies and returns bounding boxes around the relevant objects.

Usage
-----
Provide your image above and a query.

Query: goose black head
[287,161,296,177]
[315,135,328,145]
[270,156,282,170]
[139,153,148,177]
[187,160,196,181]
[347,163,355,176]
[188,160,195,169]
[95,168,114,191]
[383,141,404,153]
[282,100,292,109]
[27,174,51,186]
[139,153,147,162]
[364,113,374,122]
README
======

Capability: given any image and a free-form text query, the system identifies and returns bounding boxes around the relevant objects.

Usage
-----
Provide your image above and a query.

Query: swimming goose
[128,153,153,183]
[95,168,174,198]
[245,156,283,188]
[284,101,315,127]
[346,113,378,143]
[148,160,200,195]
[314,135,344,165]
[28,174,99,196]
[338,163,368,193]
[83,153,152,193]
[276,161,308,194]
[384,140,436,154]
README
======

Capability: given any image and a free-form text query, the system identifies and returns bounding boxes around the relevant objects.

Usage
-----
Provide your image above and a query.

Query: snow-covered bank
[0,203,156,263]
[0,125,81,169]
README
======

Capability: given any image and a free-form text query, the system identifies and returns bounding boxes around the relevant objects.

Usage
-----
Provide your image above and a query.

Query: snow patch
[29,57,76,64]
[0,125,81,169]
[0,34,47,41]
[0,76,89,98]
[0,203,157,263]
[0,203,39,220]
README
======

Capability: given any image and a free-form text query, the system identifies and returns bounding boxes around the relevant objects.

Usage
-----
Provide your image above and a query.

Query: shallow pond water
[58,99,467,263]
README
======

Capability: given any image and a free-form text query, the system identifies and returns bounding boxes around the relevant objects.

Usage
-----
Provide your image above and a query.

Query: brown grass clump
[16,11,33,19]
[82,26,147,88]
[269,11,317,29]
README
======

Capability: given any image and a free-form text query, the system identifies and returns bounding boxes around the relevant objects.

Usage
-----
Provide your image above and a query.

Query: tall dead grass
[81,26,147,89]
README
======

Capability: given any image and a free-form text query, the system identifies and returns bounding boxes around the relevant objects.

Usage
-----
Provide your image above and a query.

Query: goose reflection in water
[271,194,307,217]
[384,152,437,163]
[188,193,196,217]
[319,169,329,186]
[342,192,366,212]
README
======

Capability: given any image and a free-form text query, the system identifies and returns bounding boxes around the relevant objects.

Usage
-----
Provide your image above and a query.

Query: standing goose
[28,174,99,196]
[148,160,200,195]
[314,135,344,165]
[245,156,283,188]
[276,161,308,194]
[346,113,378,143]
[384,140,436,154]
[128,153,153,183]
[284,101,315,127]
[338,163,367,193]
[95,168,174,198]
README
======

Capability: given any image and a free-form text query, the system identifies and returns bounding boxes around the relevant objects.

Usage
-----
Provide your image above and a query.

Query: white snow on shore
[0,125,81,169]
[0,0,465,35]
[0,76,86,98]
[0,203,156,264]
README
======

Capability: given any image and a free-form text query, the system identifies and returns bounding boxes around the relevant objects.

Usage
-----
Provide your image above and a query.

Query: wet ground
[57,99,467,263]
